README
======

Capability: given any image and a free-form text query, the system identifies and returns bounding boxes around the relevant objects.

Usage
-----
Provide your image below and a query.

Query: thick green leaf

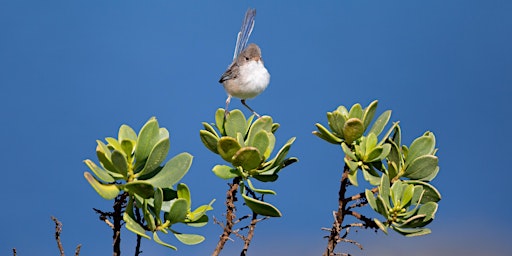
[202,122,219,138]
[135,117,160,164]
[218,137,241,162]
[199,130,219,154]
[143,200,156,231]
[345,158,359,172]
[177,183,191,209]
[111,150,128,178]
[105,137,123,152]
[343,118,364,144]
[186,215,209,227]
[247,116,273,143]
[406,133,435,165]
[365,189,378,211]
[392,226,431,237]
[138,131,170,177]
[365,147,383,163]
[347,169,358,186]
[271,123,280,133]
[341,143,357,161]
[362,100,378,131]
[264,132,276,159]
[421,166,440,182]
[348,103,363,119]
[232,147,262,170]
[212,165,239,179]
[375,195,389,218]
[400,184,414,208]
[365,133,378,152]
[368,110,391,137]
[362,168,381,186]
[252,174,279,182]
[124,212,150,239]
[118,124,137,142]
[166,198,189,224]
[417,201,438,222]
[188,199,215,222]
[153,232,177,250]
[403,155,438,180]
[379,174,391,209]
[374,218,388,234]
[174,233,205,245]
[224,110,247,138]
[391,181,406,207]
[242,193,281,217]
[84,172,120,200]
[96,141,117,174]
[145,153,193,188]
[215,108,226,135]
[125,181,155,199]
[327,111,346,136]
[249,130,270,158]
[236,132,245,147]
[84,159,115,183]
[271,137,296,169]
[154,187,164,219]
[120,139,135,157]
[246,179,276,195]
[313,123,342,144]
[404,180,442,203]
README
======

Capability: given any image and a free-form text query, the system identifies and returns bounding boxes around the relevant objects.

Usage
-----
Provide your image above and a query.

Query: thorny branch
[51,216,65,256]
[323,164,379,256]
[212,177,241,256]
[51,216,82,256]
[94,192,128,256]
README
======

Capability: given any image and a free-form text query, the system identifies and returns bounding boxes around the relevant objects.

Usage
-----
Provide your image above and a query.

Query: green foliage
[200,109,298,217]
[314,100,441,237]
[84,117,214,250]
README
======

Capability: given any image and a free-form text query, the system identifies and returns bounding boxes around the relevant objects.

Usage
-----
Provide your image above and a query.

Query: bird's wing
[233,8,256,60]
[219,62,239,83]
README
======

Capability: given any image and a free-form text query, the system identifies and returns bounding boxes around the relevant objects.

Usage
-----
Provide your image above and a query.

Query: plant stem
[74,244,82,256]
[51,216,65,256]
[212,177,240,256]
[240,212,258,256]
[323,165,350,256]
[113,192,128,256]
[134,207,142,256]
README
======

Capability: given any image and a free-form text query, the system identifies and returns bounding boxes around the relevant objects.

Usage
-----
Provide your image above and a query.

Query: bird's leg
[225,95,232,118]
[241,99,261,118]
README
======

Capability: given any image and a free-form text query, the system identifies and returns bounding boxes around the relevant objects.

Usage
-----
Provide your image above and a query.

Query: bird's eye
[245,57,250,61]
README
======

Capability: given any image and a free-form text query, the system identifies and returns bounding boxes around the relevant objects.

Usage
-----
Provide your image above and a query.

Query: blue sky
[1,1,511,255]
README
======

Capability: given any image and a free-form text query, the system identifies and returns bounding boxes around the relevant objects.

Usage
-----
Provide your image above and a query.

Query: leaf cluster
[200,109,298,217]
[84,117,214,250]
[314,100,441,236]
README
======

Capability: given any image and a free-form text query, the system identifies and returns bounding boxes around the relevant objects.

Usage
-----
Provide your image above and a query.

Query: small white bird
[219,8,270,118]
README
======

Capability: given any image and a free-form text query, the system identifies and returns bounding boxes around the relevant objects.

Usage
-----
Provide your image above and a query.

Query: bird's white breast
[225,60,270,99]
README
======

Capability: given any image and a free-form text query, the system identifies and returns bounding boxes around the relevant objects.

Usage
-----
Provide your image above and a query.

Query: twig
[134,207,143,256]
[12,248,16,256]
[323,165,350,256]
[93,208,115,229]
[343,187,378,204]
[74,244,82,256]
[346,211,379,230]
[112,192,128,256]
[240,213,259,256]
[51,216,65,256]
[212,177,240,256]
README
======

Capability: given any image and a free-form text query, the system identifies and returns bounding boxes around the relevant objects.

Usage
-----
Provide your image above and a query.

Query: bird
[219,8,270,118]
